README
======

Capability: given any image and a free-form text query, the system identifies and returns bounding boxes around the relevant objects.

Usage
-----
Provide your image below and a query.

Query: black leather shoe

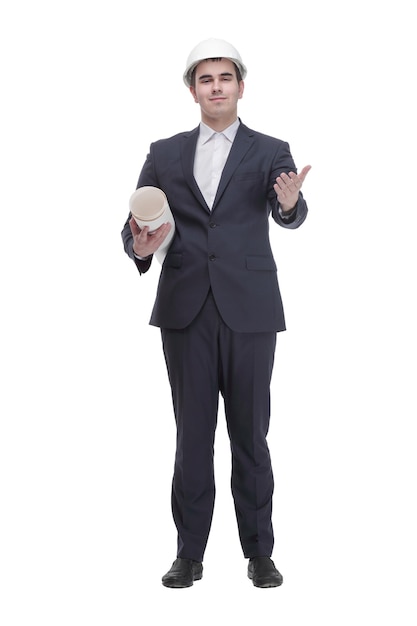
[162,558,203,588]
[248,557,283,588]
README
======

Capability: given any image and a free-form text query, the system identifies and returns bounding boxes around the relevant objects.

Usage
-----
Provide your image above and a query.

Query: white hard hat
[183,38,247,87]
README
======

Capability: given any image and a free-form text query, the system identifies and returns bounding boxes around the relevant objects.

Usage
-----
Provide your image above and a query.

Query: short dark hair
[190,58,243,87]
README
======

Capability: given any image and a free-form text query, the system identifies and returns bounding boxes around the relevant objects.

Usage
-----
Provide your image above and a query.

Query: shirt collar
[199,118,240,144]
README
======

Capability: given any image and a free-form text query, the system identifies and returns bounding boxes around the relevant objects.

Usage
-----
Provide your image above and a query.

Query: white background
[1,0,416,624]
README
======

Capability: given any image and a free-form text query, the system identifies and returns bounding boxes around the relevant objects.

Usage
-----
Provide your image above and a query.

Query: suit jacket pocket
[164,252,183,269]
[246,255,277,271]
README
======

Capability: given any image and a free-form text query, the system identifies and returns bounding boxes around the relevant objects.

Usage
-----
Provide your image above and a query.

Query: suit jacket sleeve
[121,147,159,275]
[269,140,308,229]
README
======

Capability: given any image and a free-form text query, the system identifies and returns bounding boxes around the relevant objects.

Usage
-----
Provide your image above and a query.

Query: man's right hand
[129,217,172,258]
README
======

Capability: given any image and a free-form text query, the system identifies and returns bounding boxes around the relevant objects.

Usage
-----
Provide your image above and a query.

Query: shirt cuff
[278,203,297,219]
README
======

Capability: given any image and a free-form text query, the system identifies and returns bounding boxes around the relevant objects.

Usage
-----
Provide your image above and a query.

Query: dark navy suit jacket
[122,121,308,332]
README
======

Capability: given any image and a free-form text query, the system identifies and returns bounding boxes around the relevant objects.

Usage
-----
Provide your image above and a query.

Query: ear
[189,86,198,103]
[238,80,245,100]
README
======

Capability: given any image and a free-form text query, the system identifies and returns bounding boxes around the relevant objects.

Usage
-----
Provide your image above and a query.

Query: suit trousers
[161,290,277,562]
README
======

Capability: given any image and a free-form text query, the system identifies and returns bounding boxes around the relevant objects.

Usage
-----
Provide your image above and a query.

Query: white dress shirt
[193,119,240,209]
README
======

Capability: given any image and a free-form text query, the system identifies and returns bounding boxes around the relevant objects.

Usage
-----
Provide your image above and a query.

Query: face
[189,58,244,129]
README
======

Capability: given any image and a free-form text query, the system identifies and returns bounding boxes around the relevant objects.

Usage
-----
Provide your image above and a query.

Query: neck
[201,114,238,133]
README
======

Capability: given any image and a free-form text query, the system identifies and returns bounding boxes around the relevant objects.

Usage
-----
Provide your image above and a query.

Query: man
[121,38,311,588]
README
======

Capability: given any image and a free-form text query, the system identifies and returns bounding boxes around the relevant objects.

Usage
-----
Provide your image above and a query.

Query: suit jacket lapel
[212,123,254,210]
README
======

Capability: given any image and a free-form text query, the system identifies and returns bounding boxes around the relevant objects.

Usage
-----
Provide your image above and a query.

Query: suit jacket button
[209,254,216,261]
[209,222,217,228]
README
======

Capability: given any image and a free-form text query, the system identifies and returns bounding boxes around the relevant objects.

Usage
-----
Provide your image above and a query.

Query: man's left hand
[274,165,311,213]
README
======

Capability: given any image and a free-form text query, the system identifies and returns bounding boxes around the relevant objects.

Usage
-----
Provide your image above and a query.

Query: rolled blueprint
[129,186,175,264]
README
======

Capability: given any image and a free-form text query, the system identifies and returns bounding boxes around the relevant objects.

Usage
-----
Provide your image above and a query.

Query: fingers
[275,164,312,191]
[275,172,298,194]
[148,222,171,247]
[132,221,171,257]
[129,216,141,236]
[298,164,312,183]
[285,172,299,188]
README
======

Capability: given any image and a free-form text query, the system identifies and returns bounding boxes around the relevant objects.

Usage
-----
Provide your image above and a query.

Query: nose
[212,79,222,93]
